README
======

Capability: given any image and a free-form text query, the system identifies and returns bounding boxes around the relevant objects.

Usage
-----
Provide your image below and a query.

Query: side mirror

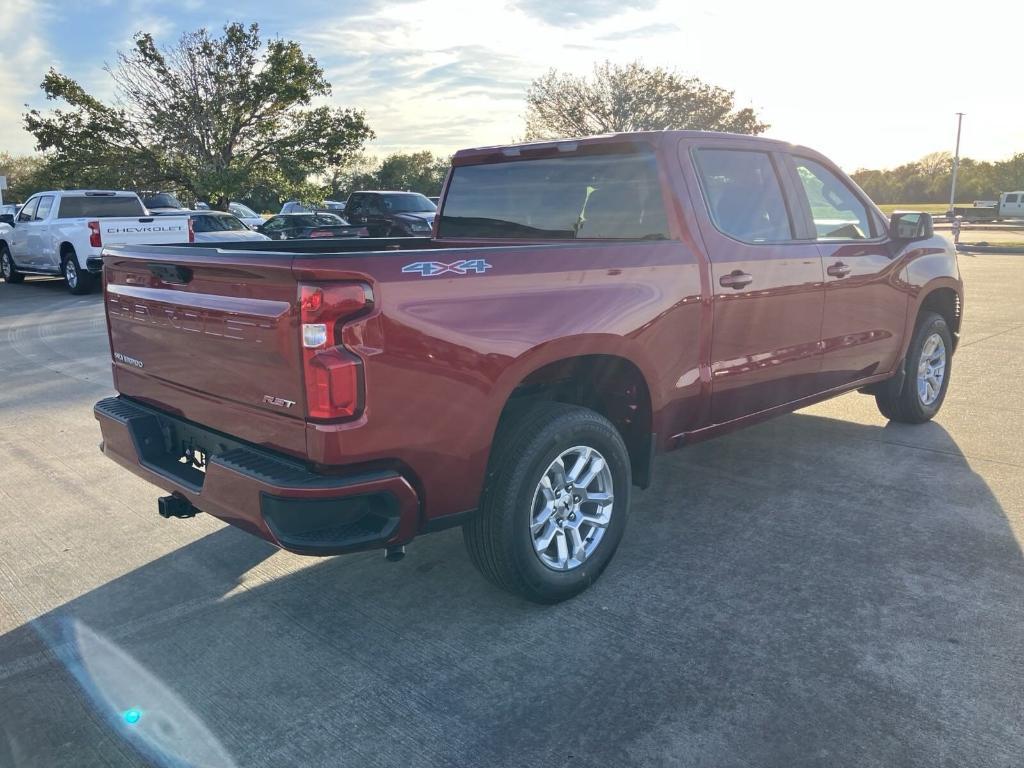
[0,214,14,226]
[889,211,934,241]
[254,224,265,233]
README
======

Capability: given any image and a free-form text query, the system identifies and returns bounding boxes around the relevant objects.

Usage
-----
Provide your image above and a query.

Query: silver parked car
[187,211,271,243]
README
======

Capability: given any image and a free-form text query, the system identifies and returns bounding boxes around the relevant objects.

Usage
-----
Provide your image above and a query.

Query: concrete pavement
[0,258,1021,767]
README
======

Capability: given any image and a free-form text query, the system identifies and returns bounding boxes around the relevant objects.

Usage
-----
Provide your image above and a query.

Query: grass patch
[877,203,951,215]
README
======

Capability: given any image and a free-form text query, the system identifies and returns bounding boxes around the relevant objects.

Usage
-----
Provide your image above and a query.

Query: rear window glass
[439,149,670,240]
[58,196,145,218]
[192,214,247,232]
[295,214,345,227]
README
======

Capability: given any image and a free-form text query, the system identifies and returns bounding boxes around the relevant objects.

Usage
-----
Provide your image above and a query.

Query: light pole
[948,112,964,213]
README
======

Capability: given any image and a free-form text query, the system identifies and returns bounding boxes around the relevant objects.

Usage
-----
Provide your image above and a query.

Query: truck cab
[998,191,1024,219]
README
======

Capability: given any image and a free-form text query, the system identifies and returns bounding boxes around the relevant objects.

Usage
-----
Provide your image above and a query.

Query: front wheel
[875,311,953,423]
[63,250,93,295]
[1,245,24,283]
[463,402,631,603]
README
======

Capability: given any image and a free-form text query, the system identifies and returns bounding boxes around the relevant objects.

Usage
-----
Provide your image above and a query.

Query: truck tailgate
[97,216,191,245]
[104,246,307,455]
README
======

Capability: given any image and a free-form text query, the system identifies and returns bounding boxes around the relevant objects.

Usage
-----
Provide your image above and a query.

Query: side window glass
[1005,194,1019,204]
[34,195,54,221]
[794,157,872,240]
[18,198,39,223]
[263,218,284,231]
[694,149,793,243]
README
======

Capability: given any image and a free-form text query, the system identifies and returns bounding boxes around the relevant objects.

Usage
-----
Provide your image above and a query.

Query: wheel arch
[59,241,79,265]
[914,278,963,350]
[488,336,661,488]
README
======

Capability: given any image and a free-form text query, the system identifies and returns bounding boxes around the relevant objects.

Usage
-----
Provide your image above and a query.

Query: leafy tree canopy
[852,152,1024,204]
[23,22,373,208]
[330,151,450,200]
[524,60,768,139]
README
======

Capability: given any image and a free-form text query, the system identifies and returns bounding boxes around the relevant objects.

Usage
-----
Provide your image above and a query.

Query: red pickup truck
[94,131,963,603]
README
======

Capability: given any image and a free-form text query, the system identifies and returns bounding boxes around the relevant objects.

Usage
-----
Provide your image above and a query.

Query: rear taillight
[88,220,102,248]
[187,218,195,243]
[308,229,334,238]
[299,283,372,420]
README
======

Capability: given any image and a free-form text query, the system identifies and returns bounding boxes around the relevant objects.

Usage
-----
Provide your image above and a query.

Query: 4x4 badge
[402,259,492,277]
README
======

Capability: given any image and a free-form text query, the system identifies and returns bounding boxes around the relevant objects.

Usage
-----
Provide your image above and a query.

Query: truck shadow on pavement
[1,413,1021,768]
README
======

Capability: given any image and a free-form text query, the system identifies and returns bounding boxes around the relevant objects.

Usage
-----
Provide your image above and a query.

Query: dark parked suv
[343,191,437,237]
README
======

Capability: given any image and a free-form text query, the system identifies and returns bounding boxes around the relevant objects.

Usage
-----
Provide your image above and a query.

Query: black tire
[463,402,631,603]
[0,244,24,283]
[62,249,93,295]
[875,311,953,423]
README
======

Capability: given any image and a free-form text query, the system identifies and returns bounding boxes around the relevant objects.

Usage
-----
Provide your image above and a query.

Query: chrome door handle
[719,270,753,289]
[827,262,852,278]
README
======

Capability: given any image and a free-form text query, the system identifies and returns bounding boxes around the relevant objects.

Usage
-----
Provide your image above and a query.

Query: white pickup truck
[0,190,192,294]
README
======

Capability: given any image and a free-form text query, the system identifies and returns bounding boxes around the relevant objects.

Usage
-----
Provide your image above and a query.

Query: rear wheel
[463,402,631,603]
[875,311,952,423]
[1,244,24,283]
[63,249,93,295]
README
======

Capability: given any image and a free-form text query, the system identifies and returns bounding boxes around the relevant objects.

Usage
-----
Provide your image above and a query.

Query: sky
[1,0,1022,172]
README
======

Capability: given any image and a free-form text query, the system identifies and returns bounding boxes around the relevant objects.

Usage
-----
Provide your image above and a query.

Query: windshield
[191,213,248,232]
[229,203,258,218]
[381,193,436,213]
[57,195,147,218]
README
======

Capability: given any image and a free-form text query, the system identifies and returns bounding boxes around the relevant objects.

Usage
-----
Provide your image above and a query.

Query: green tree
[330,151,450,200]
[0,153,49,203]
[524,60,769,140]
[23,23,373,209]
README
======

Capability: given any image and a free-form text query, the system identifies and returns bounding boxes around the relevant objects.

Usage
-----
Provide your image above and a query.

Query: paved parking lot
[1,256,1022,768]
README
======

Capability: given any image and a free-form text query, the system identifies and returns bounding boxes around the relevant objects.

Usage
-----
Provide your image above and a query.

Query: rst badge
[263,395,296,409]
[402,259,492,277]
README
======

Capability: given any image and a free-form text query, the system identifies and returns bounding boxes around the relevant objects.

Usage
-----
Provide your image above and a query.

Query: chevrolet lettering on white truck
[0,190,192,294]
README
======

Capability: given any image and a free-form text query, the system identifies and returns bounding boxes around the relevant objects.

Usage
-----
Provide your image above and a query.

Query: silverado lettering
[94,131,963,603]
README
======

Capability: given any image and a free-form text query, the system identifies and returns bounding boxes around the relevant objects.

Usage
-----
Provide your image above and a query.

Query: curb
[955,244,1024,254]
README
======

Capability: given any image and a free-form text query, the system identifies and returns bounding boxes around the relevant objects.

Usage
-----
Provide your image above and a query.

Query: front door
[9,197,39,267]
[28,195,56,270]
[685,145,825,424]
[786,155,908,390]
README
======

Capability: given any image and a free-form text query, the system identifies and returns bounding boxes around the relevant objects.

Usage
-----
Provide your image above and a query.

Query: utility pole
[948,112,965,213]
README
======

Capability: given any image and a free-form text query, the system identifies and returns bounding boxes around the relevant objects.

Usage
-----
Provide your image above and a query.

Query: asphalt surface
[1,257,1022,768]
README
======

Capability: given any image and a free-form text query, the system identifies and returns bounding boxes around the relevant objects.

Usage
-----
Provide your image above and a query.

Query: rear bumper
[94,396,420,555]
[86,256,103,274]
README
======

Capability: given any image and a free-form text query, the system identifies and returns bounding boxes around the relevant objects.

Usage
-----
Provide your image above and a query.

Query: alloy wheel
[530,445,614,571]
[917,332,946,406]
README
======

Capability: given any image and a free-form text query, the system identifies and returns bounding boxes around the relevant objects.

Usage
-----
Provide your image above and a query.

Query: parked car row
[0,186,443,294]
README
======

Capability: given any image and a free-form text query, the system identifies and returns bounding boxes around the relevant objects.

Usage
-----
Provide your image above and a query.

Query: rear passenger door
[686,144,825,424]
[785,155,907,390]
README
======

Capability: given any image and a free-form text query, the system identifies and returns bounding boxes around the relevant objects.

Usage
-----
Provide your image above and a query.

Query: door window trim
[784,154,887,244]
[17,197,39,223]
[34,195,55,221]
[689,146,805,246]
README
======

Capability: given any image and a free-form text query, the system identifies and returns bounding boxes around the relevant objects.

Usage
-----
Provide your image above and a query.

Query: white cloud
[3,0,1022,171]
[0,0,55,155]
